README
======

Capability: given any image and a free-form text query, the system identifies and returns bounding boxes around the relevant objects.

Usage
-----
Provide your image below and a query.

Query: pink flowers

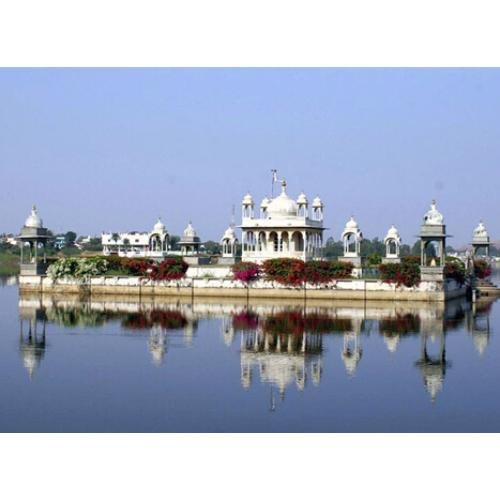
[231,261,261,283]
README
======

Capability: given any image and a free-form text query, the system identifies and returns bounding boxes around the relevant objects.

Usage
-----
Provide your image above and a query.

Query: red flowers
[231,261,261,283]
[149,257,188,281]
[379,256,421,288]
[261,258,354,287]
[474,259,492,279]
[104,256,188,281]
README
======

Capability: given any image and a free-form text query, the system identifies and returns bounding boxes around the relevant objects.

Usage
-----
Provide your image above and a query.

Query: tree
[81,238,103,252]
[204,240,221,255]
[64,231,77,247]
[324,237,343,258]
[169,235,180,251]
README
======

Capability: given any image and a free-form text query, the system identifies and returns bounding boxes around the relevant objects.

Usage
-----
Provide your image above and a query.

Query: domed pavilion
[239,179,325,263]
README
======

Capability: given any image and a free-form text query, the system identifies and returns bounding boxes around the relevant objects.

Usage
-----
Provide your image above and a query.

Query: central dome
[266,180,298,218]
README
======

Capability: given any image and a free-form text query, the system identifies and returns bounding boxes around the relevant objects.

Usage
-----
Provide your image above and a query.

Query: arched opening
[387,239,397,256]
[258,232,266,252]
[292,231,304,252]
[269,232,279,252]
[149,234,162,252]
[345,232,357,254]
[281,232,289,253]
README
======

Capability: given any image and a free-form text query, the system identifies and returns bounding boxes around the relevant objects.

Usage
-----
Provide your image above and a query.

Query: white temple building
[102,218,169,258]
[239,179,325,263]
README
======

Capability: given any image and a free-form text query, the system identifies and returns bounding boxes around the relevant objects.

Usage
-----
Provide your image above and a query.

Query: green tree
[203,240,221,255]
[64,231,77,247]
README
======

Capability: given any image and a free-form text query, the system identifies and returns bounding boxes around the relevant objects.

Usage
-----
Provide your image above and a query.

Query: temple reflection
[16,294,495,403]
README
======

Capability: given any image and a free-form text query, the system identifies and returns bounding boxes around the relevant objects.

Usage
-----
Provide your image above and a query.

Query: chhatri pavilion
[239,179,325,263]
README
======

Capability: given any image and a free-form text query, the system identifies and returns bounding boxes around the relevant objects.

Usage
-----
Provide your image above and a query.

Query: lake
[1,274,500,432]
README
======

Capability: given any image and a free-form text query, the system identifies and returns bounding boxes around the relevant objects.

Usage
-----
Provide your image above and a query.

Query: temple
[239,179,325,263]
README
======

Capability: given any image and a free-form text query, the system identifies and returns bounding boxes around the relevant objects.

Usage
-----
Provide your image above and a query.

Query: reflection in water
[16,294,496,405]
[19,308,47,380]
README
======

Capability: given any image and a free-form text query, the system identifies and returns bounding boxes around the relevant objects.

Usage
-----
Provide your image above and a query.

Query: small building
[339,216,363,273]
[102,218,169,258]
[239,179,325,263]
[18,206,51,276]
[179,221,210,265]
[419,200,449,282]
[219,224,238,264]
[471,220,490,257]
[383,224,401,263]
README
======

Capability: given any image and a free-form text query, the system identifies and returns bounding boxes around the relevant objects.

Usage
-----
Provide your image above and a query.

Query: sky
[0,68,499,246]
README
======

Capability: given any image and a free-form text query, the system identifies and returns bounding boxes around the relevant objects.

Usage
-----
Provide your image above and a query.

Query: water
[1,275,500,432]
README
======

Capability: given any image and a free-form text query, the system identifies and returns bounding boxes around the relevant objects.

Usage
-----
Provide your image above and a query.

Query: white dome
[312,196,323,208]
[266,180,298,217]
[345,216,359,230]
[423,200,444,225]
[153,217,166,233]
[242,193,254,205]
[260,197,270,208]
[297,192,308,205]
[222,225,236,240]
[24,205,43,229]
[183,222,197,238]
[385,224,401,241]
[473,220,489,238]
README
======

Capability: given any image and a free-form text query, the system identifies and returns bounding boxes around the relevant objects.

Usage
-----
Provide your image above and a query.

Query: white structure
[339,216,363,271]
[239,179,325,263]
[419,201,448,279]
[179,221,201,256]
[383,224,401,262]
[220,224,238,264]
[102,218,169,258]
[179,221,210,265]
[471,220,490,257]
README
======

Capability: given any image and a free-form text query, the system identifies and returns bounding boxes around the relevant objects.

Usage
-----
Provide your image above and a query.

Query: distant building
[102,218,169,258]
[53,235,66,250]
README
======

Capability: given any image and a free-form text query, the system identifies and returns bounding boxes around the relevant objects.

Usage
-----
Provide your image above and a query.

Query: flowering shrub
[263,311,353,335]
[232,311,259,331]
[262,258,305,287]
[444,257,466,285]
[231,261,261,283]
[122,310,187,330]
[47,257,108,281]
[103,256,154,276]
[304,260,354,284]
[474,259,492,279]
[379,256,421,288]
[149,257,188,281]
[379,313,420,335]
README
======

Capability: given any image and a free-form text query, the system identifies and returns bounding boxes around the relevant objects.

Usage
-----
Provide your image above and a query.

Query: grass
[0,253,20,276]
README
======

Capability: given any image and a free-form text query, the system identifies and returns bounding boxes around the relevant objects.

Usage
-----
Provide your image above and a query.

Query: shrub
[262,258,305,287]
[47,257,108,280]
[444,257,466,285]
[366,253,382,267]
[379,256,421,288]
[474,259,492,279]
[149,257,188,281]
[304,260,354,284]
[231,261,261,283]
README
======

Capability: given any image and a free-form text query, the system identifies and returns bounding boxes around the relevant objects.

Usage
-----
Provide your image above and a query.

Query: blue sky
[0,68,498,246]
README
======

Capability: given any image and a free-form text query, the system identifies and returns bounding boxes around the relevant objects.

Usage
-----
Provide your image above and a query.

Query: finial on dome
[281,178,287,193]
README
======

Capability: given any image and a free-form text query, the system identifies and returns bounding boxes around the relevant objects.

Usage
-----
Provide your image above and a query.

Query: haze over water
[1,273,499,432]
